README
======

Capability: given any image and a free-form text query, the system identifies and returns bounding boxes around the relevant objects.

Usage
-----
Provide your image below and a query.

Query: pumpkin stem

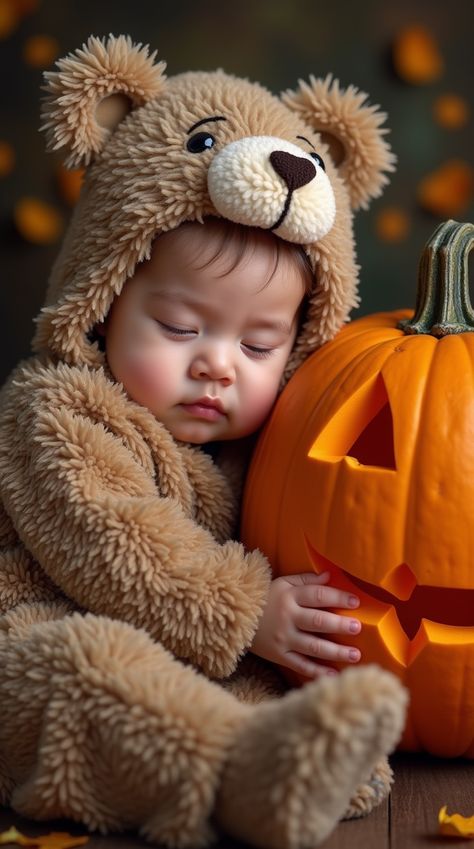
[399,220,474,337]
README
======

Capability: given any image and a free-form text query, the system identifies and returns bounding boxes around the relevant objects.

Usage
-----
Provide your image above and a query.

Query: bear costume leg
[0,610,406,849]
[0,610,247,847]
[216,665,406,848]
[223,654,397,823]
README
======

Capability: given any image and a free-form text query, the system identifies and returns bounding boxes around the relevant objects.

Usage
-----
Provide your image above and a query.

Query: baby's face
[103,224,306,443]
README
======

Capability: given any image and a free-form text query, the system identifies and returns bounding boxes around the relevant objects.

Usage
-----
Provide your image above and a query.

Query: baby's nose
[190,351,236,385]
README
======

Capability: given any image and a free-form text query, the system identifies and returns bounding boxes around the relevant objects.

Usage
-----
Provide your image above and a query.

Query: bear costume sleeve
[0,359,271,680]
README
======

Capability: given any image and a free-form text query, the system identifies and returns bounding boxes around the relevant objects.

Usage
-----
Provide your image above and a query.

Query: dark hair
[177,217,314,295]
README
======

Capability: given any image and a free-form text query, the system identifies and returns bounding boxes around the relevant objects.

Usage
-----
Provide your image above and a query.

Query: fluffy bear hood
[33,35,394,384]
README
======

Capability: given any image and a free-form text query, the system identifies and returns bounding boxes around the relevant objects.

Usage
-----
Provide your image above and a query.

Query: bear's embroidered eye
[186,132,216,153]
[310,152,325,171]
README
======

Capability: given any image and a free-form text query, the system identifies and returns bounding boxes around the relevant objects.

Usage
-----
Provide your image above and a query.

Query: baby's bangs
[192,217,314,294]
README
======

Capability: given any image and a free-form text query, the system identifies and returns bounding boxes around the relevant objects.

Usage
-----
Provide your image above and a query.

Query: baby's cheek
[120,355,171,403]
[241,382,280,432]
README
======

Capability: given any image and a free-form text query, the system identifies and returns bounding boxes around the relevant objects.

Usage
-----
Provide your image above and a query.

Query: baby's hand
[250,571,361,679]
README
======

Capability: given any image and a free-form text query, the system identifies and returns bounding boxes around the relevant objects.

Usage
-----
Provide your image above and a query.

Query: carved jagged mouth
[307,542,474,640]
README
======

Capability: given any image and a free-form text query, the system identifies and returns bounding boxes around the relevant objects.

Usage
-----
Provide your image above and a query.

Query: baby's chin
[166,420,252,445]
[164,421,225,444]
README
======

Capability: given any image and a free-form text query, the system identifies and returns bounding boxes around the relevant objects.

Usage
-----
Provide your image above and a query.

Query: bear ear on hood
[41,34,167,168]
[281,75,396,211]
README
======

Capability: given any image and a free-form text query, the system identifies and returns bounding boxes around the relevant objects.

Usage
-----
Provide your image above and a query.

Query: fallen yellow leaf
[0,827,89,848]
[0,827,30,845]
[439,805,474,838]
[32,834,89,849]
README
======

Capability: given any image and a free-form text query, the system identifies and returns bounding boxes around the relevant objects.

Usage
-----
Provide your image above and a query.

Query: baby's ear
[282,75,395,211]
[41,34,167,168]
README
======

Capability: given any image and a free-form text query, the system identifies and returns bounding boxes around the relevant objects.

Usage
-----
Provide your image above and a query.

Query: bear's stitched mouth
[306,541,474,640]
[269,189,294,233]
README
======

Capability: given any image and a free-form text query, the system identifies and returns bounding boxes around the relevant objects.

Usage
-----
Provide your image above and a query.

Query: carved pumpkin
[242,220,474,757]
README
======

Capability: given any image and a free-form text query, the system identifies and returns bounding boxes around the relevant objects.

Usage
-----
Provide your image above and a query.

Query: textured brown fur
[0,35,406,848]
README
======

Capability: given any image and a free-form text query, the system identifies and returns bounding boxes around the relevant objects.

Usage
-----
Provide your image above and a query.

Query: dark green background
[1,0,473,385]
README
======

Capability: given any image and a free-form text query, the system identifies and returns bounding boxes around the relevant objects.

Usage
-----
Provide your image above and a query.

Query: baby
[0,36,407,849]
[0,214,407,849]
[98,217,364,678]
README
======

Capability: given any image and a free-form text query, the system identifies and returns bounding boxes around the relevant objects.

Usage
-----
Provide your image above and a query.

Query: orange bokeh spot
[14,197,64,244]
[376,207,410,243]
[433,94,470,129]
[0,0,19,39]
[418,160,474,217]
[393,25,444,84]
[0,140,15,177]
[12,0,40,14]
[23,34,60,68]
[56,165,85,206]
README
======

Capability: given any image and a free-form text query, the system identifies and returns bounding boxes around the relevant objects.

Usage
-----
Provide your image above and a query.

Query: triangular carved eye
[348,400,396,469]
[309,374,397,470]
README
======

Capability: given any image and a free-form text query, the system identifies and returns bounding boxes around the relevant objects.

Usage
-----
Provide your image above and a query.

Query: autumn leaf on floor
[0,826,89,848]
[439,806,474,838]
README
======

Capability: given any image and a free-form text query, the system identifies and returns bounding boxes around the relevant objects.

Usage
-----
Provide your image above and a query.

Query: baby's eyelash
[156,322,276,357]
[243,344,275,359]
[157,320,195,336]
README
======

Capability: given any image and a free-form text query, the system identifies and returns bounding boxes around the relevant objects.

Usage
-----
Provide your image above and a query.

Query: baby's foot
[215,665,407,849]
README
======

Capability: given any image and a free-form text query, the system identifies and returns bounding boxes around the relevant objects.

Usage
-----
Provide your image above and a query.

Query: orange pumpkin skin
[242,224,474,758]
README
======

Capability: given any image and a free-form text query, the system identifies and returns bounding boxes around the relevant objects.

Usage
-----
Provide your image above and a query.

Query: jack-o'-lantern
[242,220,474,757]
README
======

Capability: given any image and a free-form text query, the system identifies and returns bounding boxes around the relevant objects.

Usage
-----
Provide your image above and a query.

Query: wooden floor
[0,754,472,848]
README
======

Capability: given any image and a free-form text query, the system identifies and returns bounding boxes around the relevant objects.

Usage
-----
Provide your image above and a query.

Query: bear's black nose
[270,151,316,190]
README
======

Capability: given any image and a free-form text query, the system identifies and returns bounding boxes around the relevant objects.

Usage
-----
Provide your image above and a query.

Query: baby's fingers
[295,607,361,636]
[281,652,338,680]
[292,633,361,665]
[294,582,360,611]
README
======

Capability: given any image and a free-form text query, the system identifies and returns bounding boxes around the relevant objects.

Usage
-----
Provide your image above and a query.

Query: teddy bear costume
[0,36,407,849]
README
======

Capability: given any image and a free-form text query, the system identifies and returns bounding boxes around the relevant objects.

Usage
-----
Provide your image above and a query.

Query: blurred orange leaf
[14,197,64,244]
[0,0,19,39]
[439,806,474,838]
[0,827,88,848]
[418,160,474,217]
[56,164,85,206]
[433,94,470,129]
[22,34,60,68]
[376,207,410,243]
[0,141,15,177]
[12,0,40,14]
[393,25,444,84]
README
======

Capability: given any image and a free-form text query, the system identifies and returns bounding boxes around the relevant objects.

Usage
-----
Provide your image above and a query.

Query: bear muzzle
[207,136,336,245]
